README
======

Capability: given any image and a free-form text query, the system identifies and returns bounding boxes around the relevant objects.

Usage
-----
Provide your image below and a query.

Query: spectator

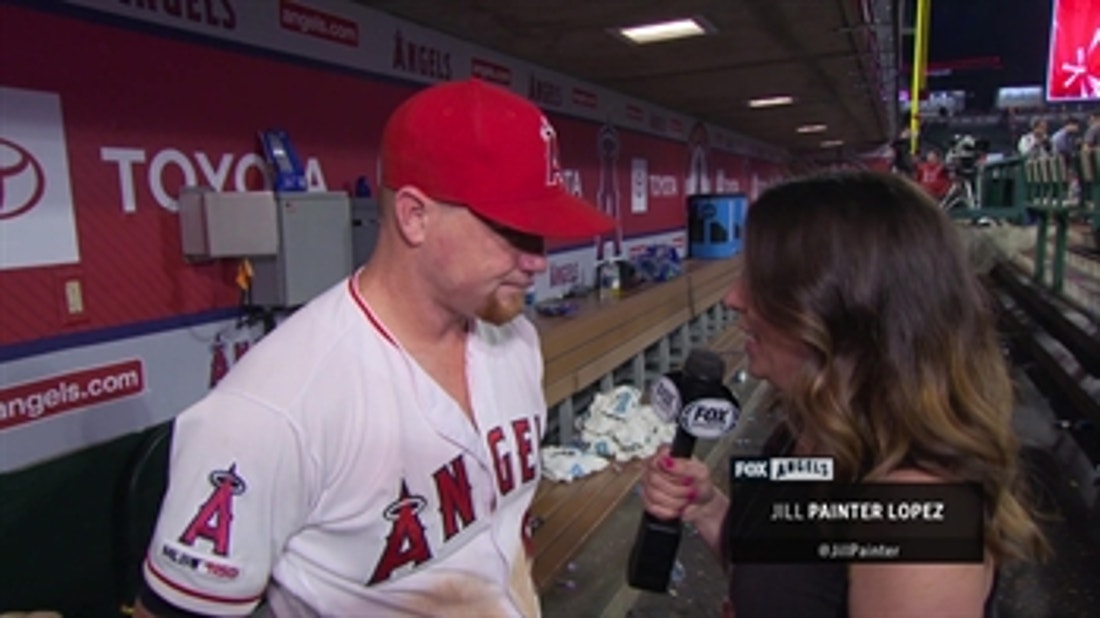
[1050,118,1081,157]
[1081,111,1100,151]
[916,149,951,198]
[1017,118,1050,159]
[891,128,915,178]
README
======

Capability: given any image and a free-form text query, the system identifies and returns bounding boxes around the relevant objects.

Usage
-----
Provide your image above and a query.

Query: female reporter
[640,171,1047,617]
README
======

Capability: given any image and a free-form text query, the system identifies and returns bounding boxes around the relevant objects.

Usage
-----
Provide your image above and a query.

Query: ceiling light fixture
[616,17,713,45]
[747,95,794,108]
[821,139,844,148]
[797,124,827,134]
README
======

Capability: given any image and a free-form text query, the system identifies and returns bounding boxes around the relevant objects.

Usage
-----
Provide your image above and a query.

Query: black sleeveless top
[722,426,999,618]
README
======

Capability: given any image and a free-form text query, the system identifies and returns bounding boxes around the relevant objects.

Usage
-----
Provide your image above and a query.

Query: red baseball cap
[381,79,615,239]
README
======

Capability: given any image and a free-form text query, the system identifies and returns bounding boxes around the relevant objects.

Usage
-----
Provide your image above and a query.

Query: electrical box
[350,197,380,267]
[250,192,353,307]
[178,188,279,259]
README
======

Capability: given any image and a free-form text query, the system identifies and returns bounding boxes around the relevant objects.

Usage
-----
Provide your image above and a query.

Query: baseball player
[135,79,614,617]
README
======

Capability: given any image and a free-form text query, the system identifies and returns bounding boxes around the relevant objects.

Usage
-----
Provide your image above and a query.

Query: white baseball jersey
[143,275,547,616]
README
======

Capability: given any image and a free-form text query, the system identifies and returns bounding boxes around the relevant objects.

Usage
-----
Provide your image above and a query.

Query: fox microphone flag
[627,349,740,592]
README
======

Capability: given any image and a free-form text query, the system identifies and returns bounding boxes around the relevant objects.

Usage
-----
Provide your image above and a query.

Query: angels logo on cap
[381,79,615,239]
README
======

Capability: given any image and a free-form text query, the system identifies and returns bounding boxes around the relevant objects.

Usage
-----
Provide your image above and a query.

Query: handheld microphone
[626,348,740,592]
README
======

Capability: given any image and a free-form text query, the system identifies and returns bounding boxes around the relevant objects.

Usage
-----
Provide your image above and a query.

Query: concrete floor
[540,373,1100,618]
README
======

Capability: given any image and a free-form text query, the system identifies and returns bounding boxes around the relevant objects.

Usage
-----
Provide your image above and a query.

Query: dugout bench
[529,256,745,591]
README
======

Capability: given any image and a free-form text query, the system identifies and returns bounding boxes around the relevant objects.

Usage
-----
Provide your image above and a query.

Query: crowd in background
[1015,112,1100,159]
[889,110,1100,202]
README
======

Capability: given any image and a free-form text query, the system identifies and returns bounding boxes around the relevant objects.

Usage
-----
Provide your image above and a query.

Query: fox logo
[179,464,246,556]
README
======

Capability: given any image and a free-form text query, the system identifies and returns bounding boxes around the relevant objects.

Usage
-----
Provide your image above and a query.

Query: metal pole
[909,0,931,154]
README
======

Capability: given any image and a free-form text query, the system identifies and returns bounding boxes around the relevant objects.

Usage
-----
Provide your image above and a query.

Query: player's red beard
[475,287,525,325]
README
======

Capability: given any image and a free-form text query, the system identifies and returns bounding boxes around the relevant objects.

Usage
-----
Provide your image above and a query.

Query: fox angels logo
[770,457,834,482]
[179,464,247,556]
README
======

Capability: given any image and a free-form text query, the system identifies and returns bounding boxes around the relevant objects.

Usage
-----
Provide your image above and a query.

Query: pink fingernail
[688,489,698,502]
[660,456,673,470]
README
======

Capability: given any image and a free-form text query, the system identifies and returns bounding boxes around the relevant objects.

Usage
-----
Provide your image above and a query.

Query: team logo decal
[209,336,230,388]
[179,464,246,556]
[368,480,433,585]
[0,86,80,271]
[0,138,45,220]
[539,116,564,187]
[595,121,623,260]
[686,121,711,196]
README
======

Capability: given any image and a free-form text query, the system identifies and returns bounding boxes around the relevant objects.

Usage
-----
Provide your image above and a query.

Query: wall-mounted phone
[259,129,307,192]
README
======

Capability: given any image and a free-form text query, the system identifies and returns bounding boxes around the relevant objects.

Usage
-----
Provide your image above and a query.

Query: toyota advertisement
[0,1,785,470]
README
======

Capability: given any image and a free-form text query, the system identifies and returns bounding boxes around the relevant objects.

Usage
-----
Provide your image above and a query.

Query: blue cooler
[688,193,746,259]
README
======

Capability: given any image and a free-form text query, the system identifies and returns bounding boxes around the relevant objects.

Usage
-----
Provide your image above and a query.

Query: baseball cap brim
[469,192,616,239]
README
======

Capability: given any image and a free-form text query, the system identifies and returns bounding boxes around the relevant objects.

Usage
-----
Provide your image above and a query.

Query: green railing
[948,152,1097,305]
[966,155,1029,223]
[1024,153,1095,295]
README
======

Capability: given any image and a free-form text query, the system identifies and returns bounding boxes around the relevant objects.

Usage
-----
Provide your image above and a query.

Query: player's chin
[475,292,525,326]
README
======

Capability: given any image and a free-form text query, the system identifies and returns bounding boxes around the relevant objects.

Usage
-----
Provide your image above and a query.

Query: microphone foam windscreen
[683,348,725,382]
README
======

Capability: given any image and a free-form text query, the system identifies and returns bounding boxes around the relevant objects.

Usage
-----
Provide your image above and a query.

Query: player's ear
[390,186,431,246]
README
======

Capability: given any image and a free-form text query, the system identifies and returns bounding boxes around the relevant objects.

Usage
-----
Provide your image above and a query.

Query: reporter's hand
[639,444,717,524]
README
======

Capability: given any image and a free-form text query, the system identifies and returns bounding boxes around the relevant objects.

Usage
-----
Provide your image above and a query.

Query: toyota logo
[0,137,46,220]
